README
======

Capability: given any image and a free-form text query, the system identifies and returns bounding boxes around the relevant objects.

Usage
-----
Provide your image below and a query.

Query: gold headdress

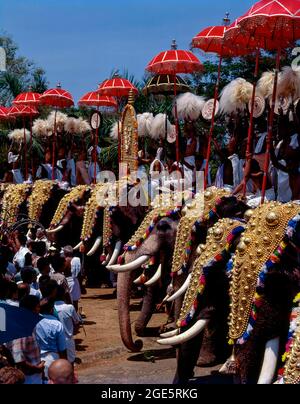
[2,184,31,227]
[171,187,230,274]
[178,218,244,328]
[50,185,89,229]
[28,180,55,224]
[229,202,300,342]
[120,91,138,174]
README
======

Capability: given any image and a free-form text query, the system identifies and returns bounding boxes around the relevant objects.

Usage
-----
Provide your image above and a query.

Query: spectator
[17,283,30,301]
[48,359,76,384]
[19,267,42,300]
[5,295,44,384]
[13,234,31,272]
[63,246,81,311]
[35,299,67,379]
[54,286,80,363]
[50,256,71,303]
[39,277,58,301]
[37,257,51,282]
[5,281,19,307]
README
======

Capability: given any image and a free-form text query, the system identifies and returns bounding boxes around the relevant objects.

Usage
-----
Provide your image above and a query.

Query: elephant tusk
[167,274,192,302]
[108,255,150,273]
[160,329,180,338]
[106,241,122,267]
[157,319,208,346]
[87,237,102,257]
[144,265,162,286]
[133,274,145,285]
[73,241,83,251]
[257,337,280,385]
[47,225,64,234]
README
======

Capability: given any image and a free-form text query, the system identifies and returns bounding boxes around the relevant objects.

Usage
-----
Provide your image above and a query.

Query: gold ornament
[178,218,244,327]
[229,202,300,341]
[50,185,89,229]
[1,183,31,227]
[28,180,55,224]
[120,98,138,175]
[283,304,300,384]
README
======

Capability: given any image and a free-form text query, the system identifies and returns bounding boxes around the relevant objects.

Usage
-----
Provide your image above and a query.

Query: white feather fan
[64,117,78,134]
[219,78,253,115]
[8,129,30,143]
[110,121,121,141]
[137,112,154,137]
[277,66,300,101]
[77,117,91,134]
[32,119,48,138]
[257,71,276,99]
[47,111,68,132]
[150,113,172,140]
[174,92,205,121]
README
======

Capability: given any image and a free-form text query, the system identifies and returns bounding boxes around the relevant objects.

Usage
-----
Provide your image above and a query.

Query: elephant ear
[2,183,31,227]
[229,202,300,345]
[28,180,55,223]
[49,185,89,230]
[178,218,245,329]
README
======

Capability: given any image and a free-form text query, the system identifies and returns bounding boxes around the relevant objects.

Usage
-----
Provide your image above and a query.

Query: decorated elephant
[46,184,91,248]
[157,217,246,383]
[222,202,300,384]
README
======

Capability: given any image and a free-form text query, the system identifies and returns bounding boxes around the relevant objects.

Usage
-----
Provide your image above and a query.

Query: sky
[1,0,255,102]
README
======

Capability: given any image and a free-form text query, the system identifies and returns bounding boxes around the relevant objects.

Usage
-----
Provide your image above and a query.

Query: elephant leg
[173,332,204,384]
[135,285,159,336]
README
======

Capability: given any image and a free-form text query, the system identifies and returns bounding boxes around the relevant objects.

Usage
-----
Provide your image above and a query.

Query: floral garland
[123,207,181,252]
[232,213,300,346]
[179,225,245,328]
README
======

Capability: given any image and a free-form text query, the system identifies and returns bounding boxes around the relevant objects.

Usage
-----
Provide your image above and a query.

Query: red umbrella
[237,0,300,203]
[98,77,138,164]
[7,105,39,180]
[97,78,138,98]
[0,106,9,120]
[146,40,203,162]
[40,84,74,180]
[13,90,41,178]
[79,91,117,183]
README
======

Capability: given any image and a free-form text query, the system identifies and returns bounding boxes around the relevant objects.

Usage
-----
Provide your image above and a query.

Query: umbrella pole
[23,117,28,181]
[94,107,99,184]
[261,48,281,204]
[30,114,34,180]
[204,54,223,189]
[173,75,180,162]
[52,107,57,181]
[242,48,260,197]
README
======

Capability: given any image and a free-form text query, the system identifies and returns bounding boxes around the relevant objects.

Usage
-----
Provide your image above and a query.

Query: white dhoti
[246,188,275,208]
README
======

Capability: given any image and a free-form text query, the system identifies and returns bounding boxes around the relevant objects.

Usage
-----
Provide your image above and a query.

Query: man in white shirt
[54,286,81,364]
[13,234,31,271]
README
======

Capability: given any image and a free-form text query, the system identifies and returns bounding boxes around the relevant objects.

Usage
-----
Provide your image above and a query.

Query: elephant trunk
[117,271,143,352]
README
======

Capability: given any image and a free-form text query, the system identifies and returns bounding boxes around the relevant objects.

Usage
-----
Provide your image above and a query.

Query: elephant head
[225,202,300,384]
[109,193,184,352]
[47,185,91,247]
[157,218,246,383]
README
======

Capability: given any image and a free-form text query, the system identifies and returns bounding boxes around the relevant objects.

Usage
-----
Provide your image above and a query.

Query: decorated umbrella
[97,76,138,164]
[146,40,203,162]
[7,105,39,180]
[40,84,74,180]
[224,16,292,196]
[79,91,117,183]
[142,74,190,96]
[237,0,300,202]
[13,90,41,176]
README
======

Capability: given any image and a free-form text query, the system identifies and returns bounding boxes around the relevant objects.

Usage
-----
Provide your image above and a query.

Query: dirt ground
[75,288,232,384]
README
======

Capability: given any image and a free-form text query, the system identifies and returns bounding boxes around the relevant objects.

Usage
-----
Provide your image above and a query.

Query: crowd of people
[0,230,83,384]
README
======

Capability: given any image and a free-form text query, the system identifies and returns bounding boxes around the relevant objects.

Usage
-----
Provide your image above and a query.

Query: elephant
[46,184,91,248]
[223,201,300,384]
[156,217,246,383]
